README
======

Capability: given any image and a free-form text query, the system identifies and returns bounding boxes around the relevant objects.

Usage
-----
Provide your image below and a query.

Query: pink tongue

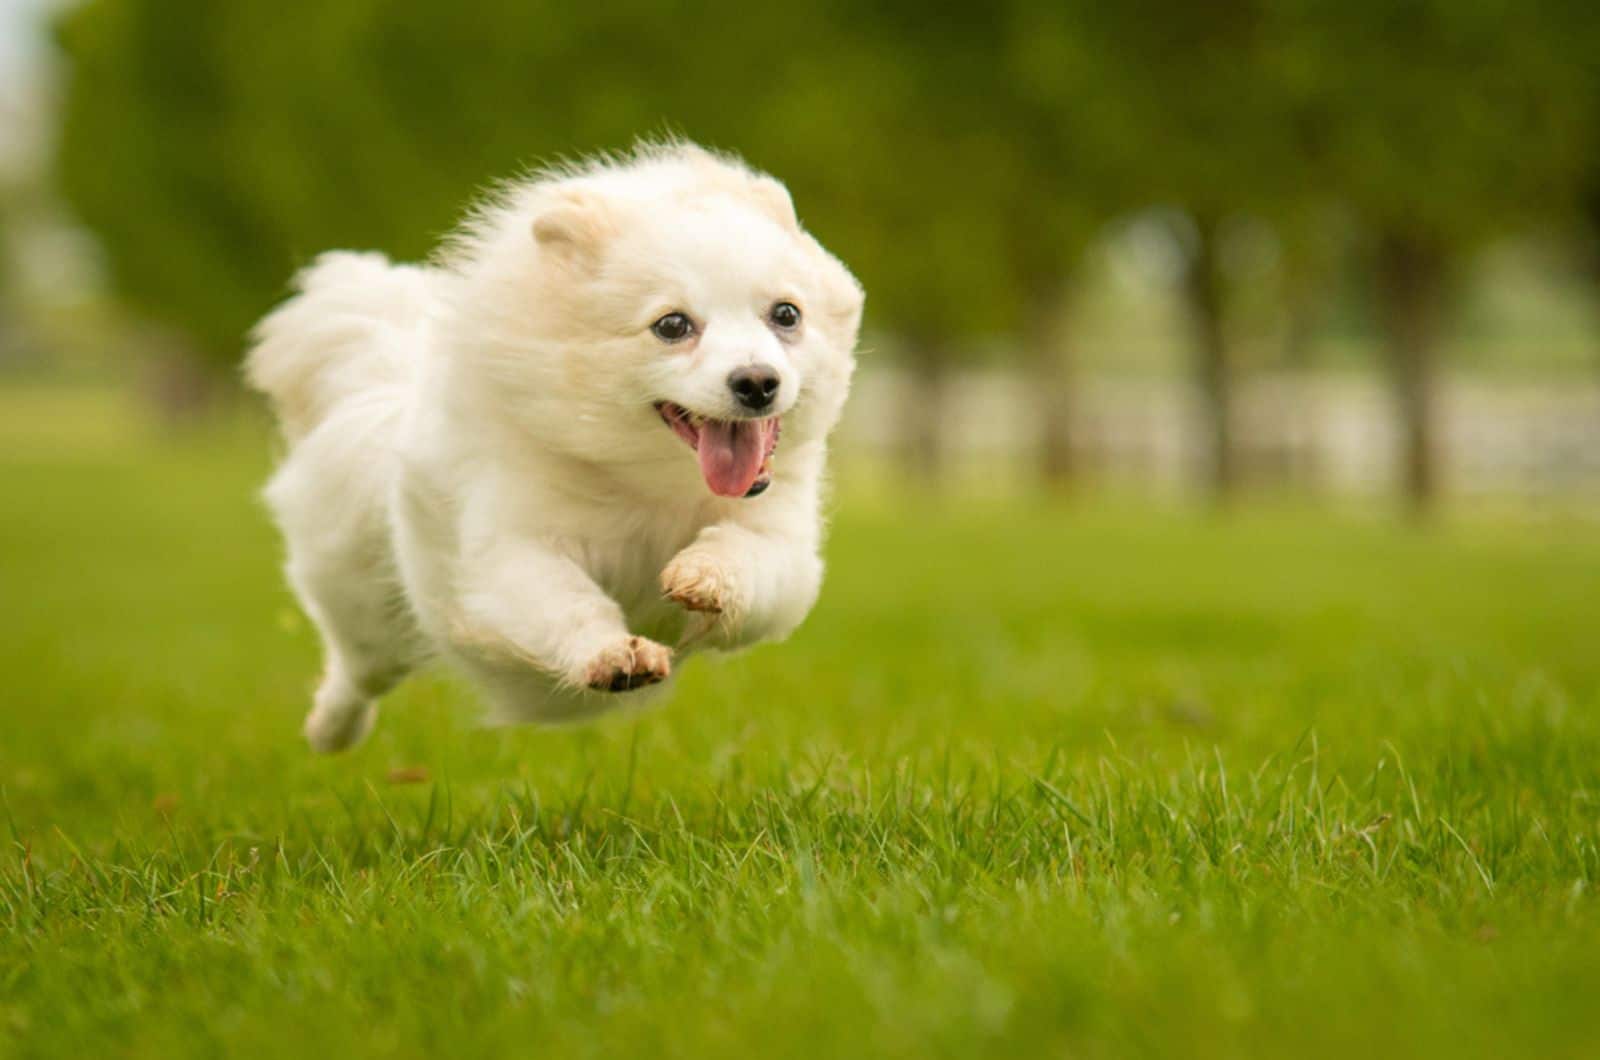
[697,420,765,497]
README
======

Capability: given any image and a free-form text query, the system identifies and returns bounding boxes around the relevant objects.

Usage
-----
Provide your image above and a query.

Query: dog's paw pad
[583,636,672,693]
[661,553,733,615]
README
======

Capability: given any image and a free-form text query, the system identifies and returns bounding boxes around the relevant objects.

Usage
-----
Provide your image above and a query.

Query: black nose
[727,365,780,411]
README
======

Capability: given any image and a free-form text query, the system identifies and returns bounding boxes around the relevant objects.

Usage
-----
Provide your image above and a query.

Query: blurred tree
[1589,182,1600,382]
[54,0,271,395]
[53,0,795,370]
[1004,2,1132,486]
[1023,1,1305,504]
[865,3,1121,488]
[1278,0,1594,511]
[753,5,1033,483]
[1579,20,1600,383]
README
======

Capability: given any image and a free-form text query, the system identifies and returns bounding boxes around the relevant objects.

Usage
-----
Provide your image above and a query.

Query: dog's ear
[746,175,799,233]
[809,236,865,343]
[531,192,612,264]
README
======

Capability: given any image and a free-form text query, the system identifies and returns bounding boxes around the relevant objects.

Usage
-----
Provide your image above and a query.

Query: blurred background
[3,0,1600,512]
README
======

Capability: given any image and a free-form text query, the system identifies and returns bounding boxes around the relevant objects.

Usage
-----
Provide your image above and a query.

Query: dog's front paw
[582,636,672,692]
[661,551,738,616]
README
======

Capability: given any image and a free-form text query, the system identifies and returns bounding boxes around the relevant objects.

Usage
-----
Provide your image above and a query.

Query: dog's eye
[769,302,802,331]
[650,312,694,343]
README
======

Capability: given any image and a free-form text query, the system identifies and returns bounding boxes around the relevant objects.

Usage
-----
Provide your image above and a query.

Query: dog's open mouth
[655,402,780,498]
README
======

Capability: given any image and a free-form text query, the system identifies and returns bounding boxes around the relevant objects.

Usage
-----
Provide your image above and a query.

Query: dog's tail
[245,251,432,442]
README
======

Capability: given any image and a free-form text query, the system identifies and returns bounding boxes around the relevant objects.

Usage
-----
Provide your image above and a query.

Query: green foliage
[53,0,799,360]
[51,1,1600,367]
[1269,0,1597,247]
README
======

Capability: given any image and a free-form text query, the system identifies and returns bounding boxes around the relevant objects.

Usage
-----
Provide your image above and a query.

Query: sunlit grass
[2,389,1598,1058]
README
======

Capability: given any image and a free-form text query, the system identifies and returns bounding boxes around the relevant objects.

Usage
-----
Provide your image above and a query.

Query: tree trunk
[1374,230,1447,515]
[1179,214,1236,504]
[1279,258,1324,489]
[899,342,949,486]
[141,339,227,426]
[1281,281,1319,373]
[1028,284,1076,487]
[1585,181,1600,388]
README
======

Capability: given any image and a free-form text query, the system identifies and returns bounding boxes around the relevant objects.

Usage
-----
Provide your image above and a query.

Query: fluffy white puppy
[247,143,863,752]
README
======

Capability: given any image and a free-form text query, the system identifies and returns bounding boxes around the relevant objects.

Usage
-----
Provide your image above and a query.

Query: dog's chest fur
[564,509,710,642]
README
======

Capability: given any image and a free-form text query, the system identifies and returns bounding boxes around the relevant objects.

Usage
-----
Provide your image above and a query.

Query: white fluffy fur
[247,143,864,752]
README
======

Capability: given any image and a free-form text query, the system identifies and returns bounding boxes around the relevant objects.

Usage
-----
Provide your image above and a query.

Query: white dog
[246,143,863,752]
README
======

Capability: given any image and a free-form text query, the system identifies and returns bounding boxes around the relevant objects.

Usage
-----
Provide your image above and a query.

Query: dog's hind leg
[288,556,417,753]
[305,660,382,754]
[263,393,418,753]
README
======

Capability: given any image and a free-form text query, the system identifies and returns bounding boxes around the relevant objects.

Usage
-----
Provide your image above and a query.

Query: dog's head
[450,144,863,500]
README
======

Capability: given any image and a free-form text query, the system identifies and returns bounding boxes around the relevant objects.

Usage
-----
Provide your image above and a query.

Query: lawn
[3,389,1599,1058]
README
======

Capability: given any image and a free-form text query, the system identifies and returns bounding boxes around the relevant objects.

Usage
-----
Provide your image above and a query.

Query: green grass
[3,390,1600,1058]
